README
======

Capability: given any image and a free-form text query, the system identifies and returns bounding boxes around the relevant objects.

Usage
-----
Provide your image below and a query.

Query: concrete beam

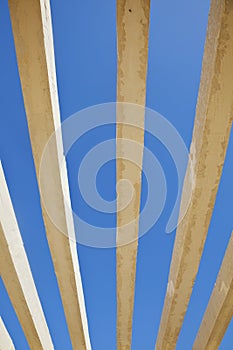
[193,232,233,350]
[156,1,233,349]
[0,317,15,350]
[0,163,54,350]
[8,1,91,349]
[116,1,150,349]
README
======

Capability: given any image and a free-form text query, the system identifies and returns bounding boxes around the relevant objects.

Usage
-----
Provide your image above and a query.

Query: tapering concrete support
[0,317,15,350]
[8,1,91,349]
[0,163,54,350]
[156,1,233,349]
[116,1,150,349]
[193,232,233,350]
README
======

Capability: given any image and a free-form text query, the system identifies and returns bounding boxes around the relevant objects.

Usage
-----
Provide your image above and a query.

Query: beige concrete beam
[116,1,150,349]
[8,1,91,349]
[193,232,233,350]
[155,1,233,349]
[0,317,15,350]
[0,163,54,350]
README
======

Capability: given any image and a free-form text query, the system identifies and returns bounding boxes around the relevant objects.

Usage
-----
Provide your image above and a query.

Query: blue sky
[0,0,233,349]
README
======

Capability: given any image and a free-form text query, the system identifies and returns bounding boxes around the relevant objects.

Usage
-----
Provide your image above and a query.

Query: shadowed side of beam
[0,163,54,350]
[193,232,233,350]
[156,1,233,349]
[0,317,15,350]
[8,1,91,349]
[116,1,150,349]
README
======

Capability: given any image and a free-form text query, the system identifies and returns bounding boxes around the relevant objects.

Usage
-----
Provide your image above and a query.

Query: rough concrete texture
[193,232,233,350]
[116,1,150,349]
[156,1,233,349]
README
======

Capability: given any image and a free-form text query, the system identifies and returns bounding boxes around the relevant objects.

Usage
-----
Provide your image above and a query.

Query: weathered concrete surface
[156,1,233,349]
[116,1,150,349]
[8,1,91,349]
[193,232,233,350]
[0,317,15,350]
[0,163,54,350]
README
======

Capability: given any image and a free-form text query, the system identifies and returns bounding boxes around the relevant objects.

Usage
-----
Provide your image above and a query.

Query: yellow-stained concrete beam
[0,163,54,350]
[193,232,233,350]
[0,317,15,350]
[116,1,150,349]
[156,1,233,349]
[8,1,91,349]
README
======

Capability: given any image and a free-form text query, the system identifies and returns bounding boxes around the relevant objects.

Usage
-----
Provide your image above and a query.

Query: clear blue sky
[0,0,233,349]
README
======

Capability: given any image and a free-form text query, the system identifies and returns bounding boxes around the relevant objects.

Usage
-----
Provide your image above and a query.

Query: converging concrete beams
[116,1,150,349]
[0,163,54,350]
[8,1,91,349]
[0,317,15,350]
[193,232,233,350]
[156,1,233,349]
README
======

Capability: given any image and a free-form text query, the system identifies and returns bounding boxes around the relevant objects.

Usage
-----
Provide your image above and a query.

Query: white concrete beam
[193,232,233,350]
[156,1,233,349]
[0,163,54,350]
[116,1,150,349]
[8,1,91,349]
[0,317,15,350]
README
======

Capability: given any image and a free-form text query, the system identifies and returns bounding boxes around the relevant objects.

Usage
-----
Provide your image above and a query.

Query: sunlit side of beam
[0,317,15,350]
[8,1,91,349]
[0,163,54,350]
